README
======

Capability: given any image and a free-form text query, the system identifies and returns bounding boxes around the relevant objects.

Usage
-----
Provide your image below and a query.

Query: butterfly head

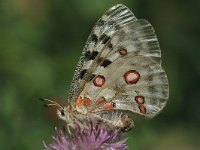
[57,105,74,123]
[39,98,74,123]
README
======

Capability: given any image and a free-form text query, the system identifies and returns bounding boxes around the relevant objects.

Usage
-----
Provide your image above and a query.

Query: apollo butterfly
[44,4,169,132]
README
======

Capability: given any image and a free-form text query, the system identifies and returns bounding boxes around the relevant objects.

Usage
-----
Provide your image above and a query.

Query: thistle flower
[44,121,128,150]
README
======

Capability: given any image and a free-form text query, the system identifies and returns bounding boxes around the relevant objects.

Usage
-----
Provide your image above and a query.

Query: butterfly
[43,4,169,132]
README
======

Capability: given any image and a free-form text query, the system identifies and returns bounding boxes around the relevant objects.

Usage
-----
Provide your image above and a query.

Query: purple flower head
[45,121,128,150]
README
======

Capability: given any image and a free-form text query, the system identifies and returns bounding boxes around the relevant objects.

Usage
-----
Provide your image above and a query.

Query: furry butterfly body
[57,4,169,132]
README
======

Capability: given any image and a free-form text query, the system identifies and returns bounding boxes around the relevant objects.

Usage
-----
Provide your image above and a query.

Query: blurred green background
[0,0,200,149]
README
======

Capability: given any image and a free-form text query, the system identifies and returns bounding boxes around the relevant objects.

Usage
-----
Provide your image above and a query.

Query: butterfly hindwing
[80,55,168,118]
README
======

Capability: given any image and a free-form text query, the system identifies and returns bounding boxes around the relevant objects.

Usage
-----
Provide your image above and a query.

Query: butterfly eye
[60,109,65,116]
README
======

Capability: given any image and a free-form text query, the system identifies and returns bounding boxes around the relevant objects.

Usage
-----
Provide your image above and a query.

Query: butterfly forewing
[68,4,137,103]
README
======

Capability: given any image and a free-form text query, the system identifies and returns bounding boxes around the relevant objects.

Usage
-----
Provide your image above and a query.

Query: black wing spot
[99,34,110,44]
[148,86,158,93]
[89,74,96,81]
[97,18,105,26]
[80,69,87,79]
[85,51,98,60]
[96,57,104,64]
[147,75,153,81]
[90,51,98,60]
[108,43,113,49]
[84,51,91,60]
[112,102,116,108]
[162,90,168,98]
[91,34,98,44]
[101,59,112,67]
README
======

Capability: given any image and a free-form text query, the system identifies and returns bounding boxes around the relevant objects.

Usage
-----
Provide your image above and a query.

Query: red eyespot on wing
[103,102,115,110]
[93,75,105,87]
[124,70,140,84]
[135,96,145,104]
[119,48,127,55]
[83,97,91,106]
[76,96,83,106]
[95,97,106,105]
[138,105,146,114]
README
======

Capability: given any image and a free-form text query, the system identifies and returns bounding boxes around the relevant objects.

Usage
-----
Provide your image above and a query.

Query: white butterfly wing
[81,55,168,118]
[68,4,168,118]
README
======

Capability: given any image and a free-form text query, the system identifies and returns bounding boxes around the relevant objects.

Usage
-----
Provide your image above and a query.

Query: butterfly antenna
[39,98,63,109]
